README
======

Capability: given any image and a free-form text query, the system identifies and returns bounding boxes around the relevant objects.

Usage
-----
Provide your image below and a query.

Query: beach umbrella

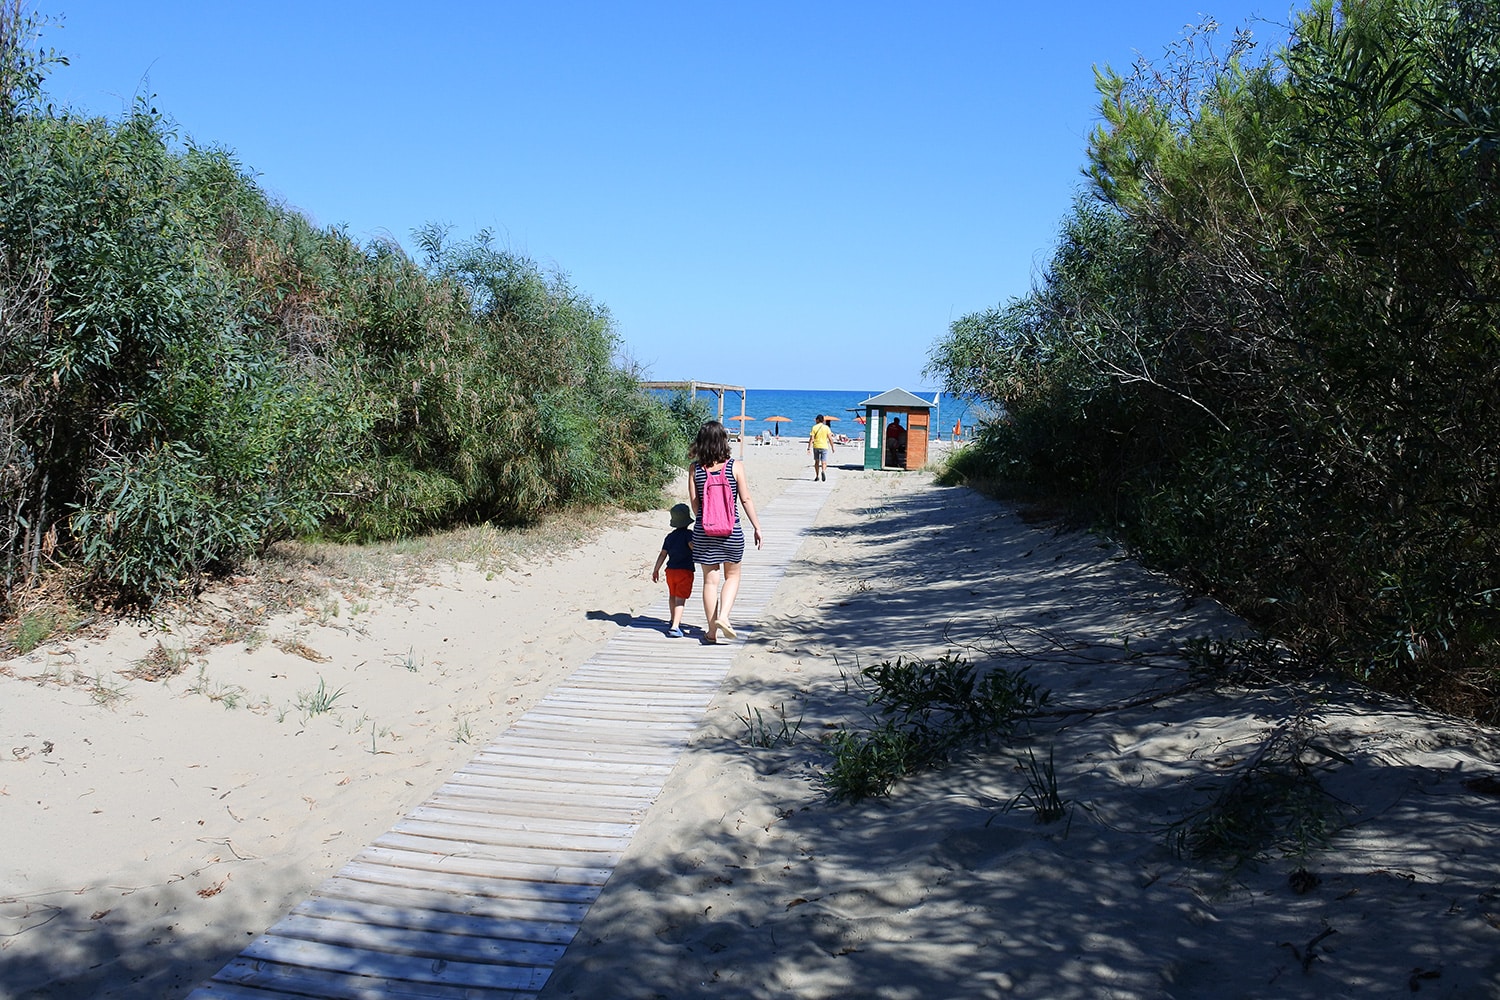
[765,415,791,436]
[824,415,839,422]
[854,416,866,424]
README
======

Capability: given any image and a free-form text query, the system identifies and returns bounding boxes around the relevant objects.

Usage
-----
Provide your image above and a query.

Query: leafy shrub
[0,12,685,607]
[926,2,1500,721]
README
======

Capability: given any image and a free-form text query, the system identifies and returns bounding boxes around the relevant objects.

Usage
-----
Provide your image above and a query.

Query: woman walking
[688,420,763,643]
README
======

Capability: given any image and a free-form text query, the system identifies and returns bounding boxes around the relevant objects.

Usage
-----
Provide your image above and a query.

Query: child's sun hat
[669,503,693,528]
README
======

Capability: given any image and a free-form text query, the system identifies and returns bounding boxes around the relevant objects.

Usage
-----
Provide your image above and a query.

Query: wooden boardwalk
[189,477,831,999]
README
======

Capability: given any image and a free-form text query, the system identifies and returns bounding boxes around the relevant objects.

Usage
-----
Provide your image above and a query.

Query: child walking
[651,503,695,637]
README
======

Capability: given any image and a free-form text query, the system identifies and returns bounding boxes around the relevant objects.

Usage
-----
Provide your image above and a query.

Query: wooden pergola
[641,381,750,455]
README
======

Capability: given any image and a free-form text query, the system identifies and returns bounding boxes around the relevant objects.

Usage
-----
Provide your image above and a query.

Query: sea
[651,387,983,441]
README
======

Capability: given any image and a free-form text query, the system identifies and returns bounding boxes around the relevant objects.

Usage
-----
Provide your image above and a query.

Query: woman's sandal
[715,619,737,640]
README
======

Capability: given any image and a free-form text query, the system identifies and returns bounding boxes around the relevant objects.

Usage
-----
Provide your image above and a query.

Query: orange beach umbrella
[765,415,791,436]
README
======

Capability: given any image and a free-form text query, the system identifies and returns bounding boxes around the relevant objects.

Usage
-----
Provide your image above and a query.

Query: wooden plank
[294,895,579,946]
[536,695,711,715]
[453,761,668,788]
[330,863,598,911]
[519,704,707,725]
[545,688,712,707]
[567,654,724,669]
[202,957,536,1000]
[492,718,700,743]
[312,877,590,930]
[266,912,568,966]
[437,769,660,795]
[473,743,677,768]
[370,831,622,870]
[240,935,551,991]
[515,707,698,726]
[541,677,718,694]
[500,721,691,750]
[516,716,696,740]
[550,662,717,678]
[352,844,613,887]
[577,654,730,669]
[431,778,658,810]
[465,746,676,770]
[189,980,307,1000]
[423,792,645,825]
[399,806,637,841]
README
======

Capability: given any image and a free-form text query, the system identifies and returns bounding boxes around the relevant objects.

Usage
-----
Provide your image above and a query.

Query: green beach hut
[859,388,933,470]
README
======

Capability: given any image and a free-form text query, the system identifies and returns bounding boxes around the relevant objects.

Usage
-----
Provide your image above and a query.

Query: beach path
[186,477,831,999]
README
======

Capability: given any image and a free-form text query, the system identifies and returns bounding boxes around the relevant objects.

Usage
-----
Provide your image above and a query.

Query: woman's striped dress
[691,459,745,565]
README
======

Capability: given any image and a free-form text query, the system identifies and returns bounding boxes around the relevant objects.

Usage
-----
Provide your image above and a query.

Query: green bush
[1,10,685,604]
[926,1,1500,720]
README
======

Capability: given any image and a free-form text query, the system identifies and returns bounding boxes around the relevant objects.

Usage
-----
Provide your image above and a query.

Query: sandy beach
[4,437,1499,999]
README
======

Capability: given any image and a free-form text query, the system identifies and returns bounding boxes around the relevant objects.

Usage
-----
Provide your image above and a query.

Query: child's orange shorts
[665,568,694,599]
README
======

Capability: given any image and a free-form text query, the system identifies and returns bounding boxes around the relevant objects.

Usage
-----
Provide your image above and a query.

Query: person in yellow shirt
[807,414,835,481]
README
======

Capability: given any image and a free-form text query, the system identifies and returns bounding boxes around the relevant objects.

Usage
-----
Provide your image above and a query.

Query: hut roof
[858,387,934,409]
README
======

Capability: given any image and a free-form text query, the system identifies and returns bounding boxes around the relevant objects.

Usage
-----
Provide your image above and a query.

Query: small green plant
[453,717,475,744]
[366,721,395,754]
[737,702,804,748]
[1004,745,1071,829]
[823,725,919,801]
[358,719,393,749]
[821,654,1049,802]
[391,646,421,672]
[296,677,346,716]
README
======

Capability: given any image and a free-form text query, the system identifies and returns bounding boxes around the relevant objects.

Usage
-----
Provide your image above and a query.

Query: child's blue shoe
[666,626,683,638]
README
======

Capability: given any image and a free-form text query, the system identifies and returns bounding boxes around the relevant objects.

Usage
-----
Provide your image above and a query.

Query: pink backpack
[700,461,736,537]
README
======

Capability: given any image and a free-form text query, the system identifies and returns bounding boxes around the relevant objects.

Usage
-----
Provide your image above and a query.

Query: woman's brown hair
[691,420,731,466]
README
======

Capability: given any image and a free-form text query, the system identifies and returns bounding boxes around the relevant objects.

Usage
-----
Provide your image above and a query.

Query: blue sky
[36,1,1288,391]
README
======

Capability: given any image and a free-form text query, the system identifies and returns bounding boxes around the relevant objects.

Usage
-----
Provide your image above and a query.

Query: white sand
[4,437,1499,998]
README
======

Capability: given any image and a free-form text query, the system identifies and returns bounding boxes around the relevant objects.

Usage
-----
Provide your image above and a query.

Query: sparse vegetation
[84,671,126,707]
[1004,744,1071,827]
[822,654,1048,802]
[185,666,247,709]
[296,677,345,716]
[737,701,805,749]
